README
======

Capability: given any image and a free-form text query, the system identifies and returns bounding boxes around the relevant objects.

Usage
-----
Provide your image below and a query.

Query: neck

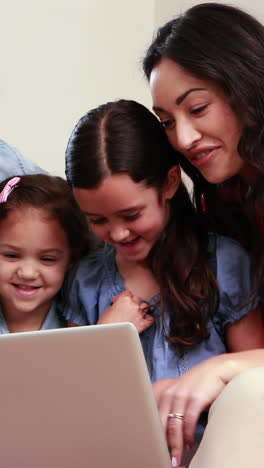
[115,252,150,270]
[115,253,159,302]
[115,252,149,272]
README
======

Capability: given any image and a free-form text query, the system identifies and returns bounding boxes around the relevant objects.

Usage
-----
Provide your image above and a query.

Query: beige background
[1,0,264,176]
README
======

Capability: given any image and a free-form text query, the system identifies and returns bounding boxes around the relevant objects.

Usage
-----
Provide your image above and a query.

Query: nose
[109,223,130,243]
[16,261,39,281]
[173,119,202,152]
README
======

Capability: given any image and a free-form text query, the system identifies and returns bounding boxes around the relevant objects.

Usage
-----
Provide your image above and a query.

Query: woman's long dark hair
[143,2,264,290]
[66,99,219,350]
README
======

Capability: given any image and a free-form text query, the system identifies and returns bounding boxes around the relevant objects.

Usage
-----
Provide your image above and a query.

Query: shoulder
[208,232,253,308]
[209,232,248,256]
[216,234,250,278]
[62,244,119,325]
[208,232,250,274]
[0,139,46,182]
[0,305,9,334]
[209,234,255,334]
[41,300,66,330]
[68,244,116,286]
[63,244,118,304]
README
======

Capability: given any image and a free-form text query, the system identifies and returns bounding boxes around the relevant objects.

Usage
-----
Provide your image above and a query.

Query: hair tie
[0,177,21,203]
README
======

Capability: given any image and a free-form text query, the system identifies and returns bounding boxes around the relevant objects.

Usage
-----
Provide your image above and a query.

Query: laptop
[0,322,172,468]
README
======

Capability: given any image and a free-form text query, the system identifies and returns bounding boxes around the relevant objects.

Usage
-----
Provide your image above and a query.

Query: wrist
[216,349,264,384]
[217,355,243,384]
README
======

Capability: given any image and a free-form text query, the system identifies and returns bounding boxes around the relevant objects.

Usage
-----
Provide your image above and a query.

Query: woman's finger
[167,413,185,466]
[153,379,187,465]
[183,395,209,448]
[153,379,174,429]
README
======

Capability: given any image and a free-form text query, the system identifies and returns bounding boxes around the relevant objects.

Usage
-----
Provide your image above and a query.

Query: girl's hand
[97,290,155,333]
[152,354,239,466]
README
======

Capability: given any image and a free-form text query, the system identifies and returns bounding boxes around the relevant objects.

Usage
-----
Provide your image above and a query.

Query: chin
[201,158,244,185]
[125,251,149,263]
[126,253,146,262]
[201,170,235,185]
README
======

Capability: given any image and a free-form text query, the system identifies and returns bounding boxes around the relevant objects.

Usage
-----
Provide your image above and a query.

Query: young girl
[0,174,89,333]
[63,96,263,393]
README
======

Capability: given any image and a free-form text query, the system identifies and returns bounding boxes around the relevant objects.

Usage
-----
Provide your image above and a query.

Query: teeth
[121,238,137,244]
[195,151,210,160]
[18,285,36,290]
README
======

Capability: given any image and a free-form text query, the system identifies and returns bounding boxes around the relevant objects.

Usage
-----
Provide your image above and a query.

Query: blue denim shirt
[63,233,257,381]
[0,139,46,182]
[0,299,66,334]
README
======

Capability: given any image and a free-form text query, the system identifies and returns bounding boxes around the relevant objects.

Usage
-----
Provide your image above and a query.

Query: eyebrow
[85,205,144,217]
[40,249,64,254]
[153,87,207,112]
[0,243,20,249]
[0,244,63,254]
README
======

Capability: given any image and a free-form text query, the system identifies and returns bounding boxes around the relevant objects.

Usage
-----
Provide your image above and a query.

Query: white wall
[154,0,264,28]
[0,0,154,176]
[2,1,264,178]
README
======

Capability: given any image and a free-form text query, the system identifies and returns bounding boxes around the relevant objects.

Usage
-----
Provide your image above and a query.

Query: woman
[143,3,264,466]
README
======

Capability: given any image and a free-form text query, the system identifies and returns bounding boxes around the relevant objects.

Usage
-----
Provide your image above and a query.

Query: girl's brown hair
[0,174,90,263]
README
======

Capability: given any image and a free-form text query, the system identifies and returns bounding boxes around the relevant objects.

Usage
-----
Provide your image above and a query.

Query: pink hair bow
[0,177,21,203]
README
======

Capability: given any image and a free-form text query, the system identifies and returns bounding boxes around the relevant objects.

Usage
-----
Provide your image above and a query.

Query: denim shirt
[63,233,257,382]
[0,299,66,334]
[0,139,46,182]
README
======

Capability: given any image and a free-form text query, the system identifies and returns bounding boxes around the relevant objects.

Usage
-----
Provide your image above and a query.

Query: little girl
[0,174,89,333]
[62,99,263,452]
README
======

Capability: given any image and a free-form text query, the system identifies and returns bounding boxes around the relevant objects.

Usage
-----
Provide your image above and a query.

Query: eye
[89,217,107,225]
[123,212,140,221]
[2,252,18,260]
[160,119,175,130]
[41,256,57,263]
[191,104,208,115]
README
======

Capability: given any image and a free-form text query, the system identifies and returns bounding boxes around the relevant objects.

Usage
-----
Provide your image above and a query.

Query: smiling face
[74,172,178,264]
[0,207,70,323]
[149,58,244,184]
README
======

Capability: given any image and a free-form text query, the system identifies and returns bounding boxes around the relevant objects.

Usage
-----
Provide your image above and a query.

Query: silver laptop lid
[0,323,171,468]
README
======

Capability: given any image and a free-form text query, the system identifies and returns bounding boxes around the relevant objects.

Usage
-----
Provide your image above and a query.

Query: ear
[163,165,181,200]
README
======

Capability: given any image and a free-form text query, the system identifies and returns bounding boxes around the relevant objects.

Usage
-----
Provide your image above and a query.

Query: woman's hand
[152,351,264,466]
[97,290,155,333]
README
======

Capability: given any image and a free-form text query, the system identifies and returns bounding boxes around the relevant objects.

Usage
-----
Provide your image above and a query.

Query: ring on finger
[168,413,184,421]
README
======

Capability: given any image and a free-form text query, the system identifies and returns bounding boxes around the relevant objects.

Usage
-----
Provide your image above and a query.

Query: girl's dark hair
[0,174,89,263]
[66,99,219,351]
[143,2,264,289]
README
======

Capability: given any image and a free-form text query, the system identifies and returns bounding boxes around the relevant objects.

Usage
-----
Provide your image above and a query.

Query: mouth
[189,147,221,167]
[12,284,41,296]
[116,236,141,250]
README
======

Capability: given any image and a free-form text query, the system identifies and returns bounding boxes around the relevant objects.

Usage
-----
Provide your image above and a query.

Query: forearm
[154,349,264,466]
[216,348,264,384]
